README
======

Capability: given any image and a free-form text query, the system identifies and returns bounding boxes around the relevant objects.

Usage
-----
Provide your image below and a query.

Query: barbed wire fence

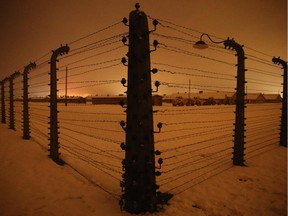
[0,19,128,201]
[148,15,285,196]
[55,23,127,197]
[11,74,22,131]
[148,16,237,196]
[0,4,286,214]
[244,53,284,159]
[28,55,50,149]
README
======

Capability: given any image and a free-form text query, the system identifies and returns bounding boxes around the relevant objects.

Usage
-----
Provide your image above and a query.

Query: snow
[0,124,121,216]
[0,103,287,216]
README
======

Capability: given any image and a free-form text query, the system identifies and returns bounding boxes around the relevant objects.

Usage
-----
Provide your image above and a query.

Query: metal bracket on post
[23,62,36,139]
[9,71,21,130]
[272,57,287,147]
[48,44,69,165]
[224,39,246,166]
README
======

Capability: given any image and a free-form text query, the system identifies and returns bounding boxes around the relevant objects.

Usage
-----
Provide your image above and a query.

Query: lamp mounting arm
[200,33,226,44]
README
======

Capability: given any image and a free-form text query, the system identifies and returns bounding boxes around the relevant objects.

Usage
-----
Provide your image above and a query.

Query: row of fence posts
[0,4,287,214]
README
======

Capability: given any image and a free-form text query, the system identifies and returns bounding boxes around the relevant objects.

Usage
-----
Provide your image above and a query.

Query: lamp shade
[193,40,208,49]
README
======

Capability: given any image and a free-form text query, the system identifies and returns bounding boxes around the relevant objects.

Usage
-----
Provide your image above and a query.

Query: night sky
[0,0,286,96]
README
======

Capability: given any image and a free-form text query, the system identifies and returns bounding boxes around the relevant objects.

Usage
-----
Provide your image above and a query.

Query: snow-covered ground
[0,102,286,216]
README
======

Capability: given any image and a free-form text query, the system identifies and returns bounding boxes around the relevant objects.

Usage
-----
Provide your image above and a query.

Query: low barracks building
[91,95,163,106]
[164,92,282,105]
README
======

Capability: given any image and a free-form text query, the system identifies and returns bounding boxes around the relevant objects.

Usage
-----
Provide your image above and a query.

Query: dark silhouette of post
[194,36,247,166]
[48,45,69,165]
[9,71,21,130]
[120,4,158,213]
[1,79,8,124]
[23,62,36,139]
[224,39,246,166]
[272,57,287,147]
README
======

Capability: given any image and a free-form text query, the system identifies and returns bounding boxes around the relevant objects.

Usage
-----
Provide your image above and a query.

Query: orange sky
[0,0,287,96]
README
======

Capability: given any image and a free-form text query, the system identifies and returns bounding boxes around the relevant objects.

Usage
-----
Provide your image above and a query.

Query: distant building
[92,95,126,105]
[230,93,282,104]
[263,94,282,103]
[165,92,235,105]
[29,97,49,102]
[28,96,86,103]
[165,91,283,105]
[245,93,266,103]
[230,93,266,104]
[91,95,163,106]
[58,97,86,104]
[152,95,163,106]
